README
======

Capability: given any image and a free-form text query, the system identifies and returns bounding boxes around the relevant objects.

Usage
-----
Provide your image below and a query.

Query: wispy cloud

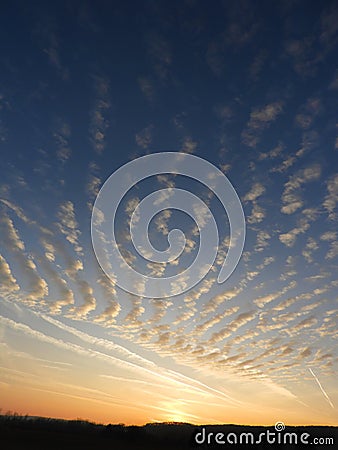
[90,76,110,154]
[281,164,321,215]
[135,124,154,149]
[242,101,284,148]
[309,368,335,409]
[57,201,82,254]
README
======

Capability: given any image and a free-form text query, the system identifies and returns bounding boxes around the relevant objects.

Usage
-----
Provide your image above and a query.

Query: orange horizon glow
[1,315,337,428]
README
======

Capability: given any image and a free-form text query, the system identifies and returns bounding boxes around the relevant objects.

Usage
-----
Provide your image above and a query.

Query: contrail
[309,368,334,409]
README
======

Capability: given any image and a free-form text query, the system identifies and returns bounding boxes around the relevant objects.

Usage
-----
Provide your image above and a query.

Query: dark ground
[0,415,337,449]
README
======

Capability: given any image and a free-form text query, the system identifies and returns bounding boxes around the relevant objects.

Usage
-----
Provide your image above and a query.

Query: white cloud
[247,202,266,224]
[57,201,82,254]
[181,136,198,154]
[54,121,71,162]
[201,287,242,317]
[326,241,338,260]
[281,164,321,215]
[208,310,257,344]
[254,281,297,308]
[0,254,19,295]
[323,174,338,220]
[90,76,110,154]
[138,77,155,101]
[243,182,265,202]
[147,33,172,80]
[0,214,48,303]
[279,218,311,247]
[254,231,271,252]
[258,142,284,161]
[135,125,154,149]
[87,170,101,203]
[242,102,284,147]
[68,279,96,318]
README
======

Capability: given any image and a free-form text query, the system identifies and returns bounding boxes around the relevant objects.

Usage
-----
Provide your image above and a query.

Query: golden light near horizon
[159,401,195,424]
[165,411,189,424]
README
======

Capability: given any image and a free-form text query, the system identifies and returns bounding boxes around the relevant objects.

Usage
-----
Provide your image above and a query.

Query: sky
[0,0,337,427]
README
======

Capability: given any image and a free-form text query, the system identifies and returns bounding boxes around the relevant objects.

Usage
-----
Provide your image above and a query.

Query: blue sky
[0,0,337,425]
